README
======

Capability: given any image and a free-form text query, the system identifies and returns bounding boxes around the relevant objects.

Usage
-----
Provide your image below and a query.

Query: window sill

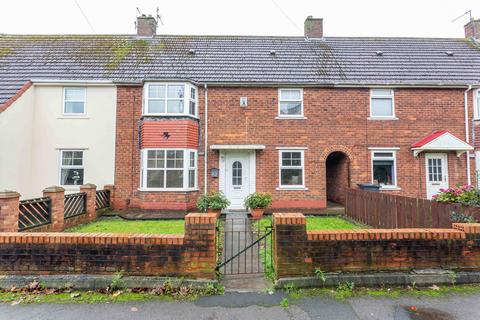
[275,116,307,120]
[367,117,398,121]
[137,188,199,193]
[276,187,309,191]
[379,186,401,191]
[142,114,199,120]
[57,115,89,119]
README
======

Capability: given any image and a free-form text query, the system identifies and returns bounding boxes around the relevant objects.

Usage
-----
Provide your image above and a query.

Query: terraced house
[1,15,480,213]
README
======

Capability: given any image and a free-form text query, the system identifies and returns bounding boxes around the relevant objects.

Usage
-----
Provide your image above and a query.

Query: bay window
[141,149,197,190]
[144,83,198,116]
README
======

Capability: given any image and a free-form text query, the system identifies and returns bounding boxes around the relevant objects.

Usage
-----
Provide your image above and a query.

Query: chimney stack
[136,14,157,37]
[304,16,323,38]
[465,19,480,41]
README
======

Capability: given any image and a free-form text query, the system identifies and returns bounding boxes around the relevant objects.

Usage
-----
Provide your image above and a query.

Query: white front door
[425,153,449,199]
[224,152,251,210]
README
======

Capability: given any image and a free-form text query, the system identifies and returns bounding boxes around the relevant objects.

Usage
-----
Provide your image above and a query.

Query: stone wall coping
[452,223,480,234]
[0,232,185,245]
[273,212,306,225]
[80,183,97,189]
[0,190,20,199]
[185,212,217,224]
[307,228,466,241]
[42,186,65,193]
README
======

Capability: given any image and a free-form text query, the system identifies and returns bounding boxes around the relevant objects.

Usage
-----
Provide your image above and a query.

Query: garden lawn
[66,218,184,234]
[306,216,362,230]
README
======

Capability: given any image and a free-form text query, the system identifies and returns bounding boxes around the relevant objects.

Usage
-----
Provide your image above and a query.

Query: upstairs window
[60,150,84,186]
[144,83,197,117]
[278,89,303,117]
[370,89,395,118]
[63,87,86,115]
[475,89,480,119]
[371,150,397,188]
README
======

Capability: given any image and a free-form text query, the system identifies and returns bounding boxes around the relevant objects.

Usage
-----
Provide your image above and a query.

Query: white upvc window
[371,149,397,188]
[278,149,305,188]
[144,83,198,117]
[278,88,304,117]
[141,148,197,191]
[59,150,84,186]
[63,87,86,115]
[475,89,480,119]
[370,89,395,119]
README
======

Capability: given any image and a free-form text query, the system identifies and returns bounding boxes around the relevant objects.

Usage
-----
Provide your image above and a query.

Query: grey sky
[0,0,479,37]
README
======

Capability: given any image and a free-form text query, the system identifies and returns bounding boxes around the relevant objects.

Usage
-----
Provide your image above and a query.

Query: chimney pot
[464,19,480,41]
[304,16,323,38]
[136,14,157,37]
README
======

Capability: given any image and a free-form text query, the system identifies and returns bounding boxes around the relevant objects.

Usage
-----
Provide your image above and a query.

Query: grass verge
[65,218,185,234]
[285,284,480,301]
[306,216,362,230]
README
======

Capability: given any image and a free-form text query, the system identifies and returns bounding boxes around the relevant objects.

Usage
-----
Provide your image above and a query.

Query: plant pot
[250,208,264,219]
[208,209,222,218]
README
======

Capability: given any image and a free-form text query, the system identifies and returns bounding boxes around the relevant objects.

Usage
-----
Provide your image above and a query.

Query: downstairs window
[141,149,197,191]
[371,150,397,187]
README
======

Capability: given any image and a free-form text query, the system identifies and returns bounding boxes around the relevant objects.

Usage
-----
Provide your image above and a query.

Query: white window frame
[143,83,198,117]
[371,149,398,189]
[474,89,480,120]
[277,88,304,118]
[140,148,198,191]
[59,149,85,186]
[278,149,306,189]
[369,88,396,119]
[62,87,86,116]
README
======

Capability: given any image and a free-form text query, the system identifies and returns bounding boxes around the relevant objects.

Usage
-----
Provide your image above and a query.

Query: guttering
[32,79,114,86]
[465,85,473,185]
[204,84,208,195]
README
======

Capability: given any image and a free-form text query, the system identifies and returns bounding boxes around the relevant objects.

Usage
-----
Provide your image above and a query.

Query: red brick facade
[114,85,476,212]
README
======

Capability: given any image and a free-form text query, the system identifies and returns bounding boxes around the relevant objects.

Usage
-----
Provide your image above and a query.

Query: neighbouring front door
[425,153,449,199]
[225,152,251,210]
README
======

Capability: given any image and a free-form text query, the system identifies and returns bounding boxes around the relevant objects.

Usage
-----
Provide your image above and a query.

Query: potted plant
[244,192,272,219]
[197,191,230,217]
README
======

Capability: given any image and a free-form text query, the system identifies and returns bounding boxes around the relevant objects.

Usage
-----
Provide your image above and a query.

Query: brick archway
[322,147,352,205]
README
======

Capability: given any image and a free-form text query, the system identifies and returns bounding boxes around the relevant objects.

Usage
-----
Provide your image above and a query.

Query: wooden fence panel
[344,188,480,228]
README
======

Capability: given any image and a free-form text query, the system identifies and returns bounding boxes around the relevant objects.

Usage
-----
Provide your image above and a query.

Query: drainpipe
[204,84,208,195]
[465,85,473,186]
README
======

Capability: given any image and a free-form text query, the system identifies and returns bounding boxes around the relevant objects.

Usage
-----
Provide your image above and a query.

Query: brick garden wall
[273,213,480,278]
[0,213,217,279]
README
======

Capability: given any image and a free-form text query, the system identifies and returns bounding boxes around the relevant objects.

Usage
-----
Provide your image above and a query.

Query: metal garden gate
[215,216,273,275]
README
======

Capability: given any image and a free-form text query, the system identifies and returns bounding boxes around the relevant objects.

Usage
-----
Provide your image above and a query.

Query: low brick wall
[273,213,480,278]
[0,213,217,279]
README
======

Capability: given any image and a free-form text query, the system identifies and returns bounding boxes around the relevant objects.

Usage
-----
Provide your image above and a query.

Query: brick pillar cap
[43,186,65,193]
[0,190,21,199]
[80,183,97,189]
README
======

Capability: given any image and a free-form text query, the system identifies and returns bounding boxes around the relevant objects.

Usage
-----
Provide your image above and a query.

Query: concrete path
[2,292,480,319]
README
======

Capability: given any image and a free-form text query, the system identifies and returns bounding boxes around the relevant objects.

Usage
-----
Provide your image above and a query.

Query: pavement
[2,292,480,320]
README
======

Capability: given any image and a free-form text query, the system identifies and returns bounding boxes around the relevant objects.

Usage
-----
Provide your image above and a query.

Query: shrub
[244,192,272,209]
[196,191,230,212]
[433,185,480,207]
[450,211,477,223]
